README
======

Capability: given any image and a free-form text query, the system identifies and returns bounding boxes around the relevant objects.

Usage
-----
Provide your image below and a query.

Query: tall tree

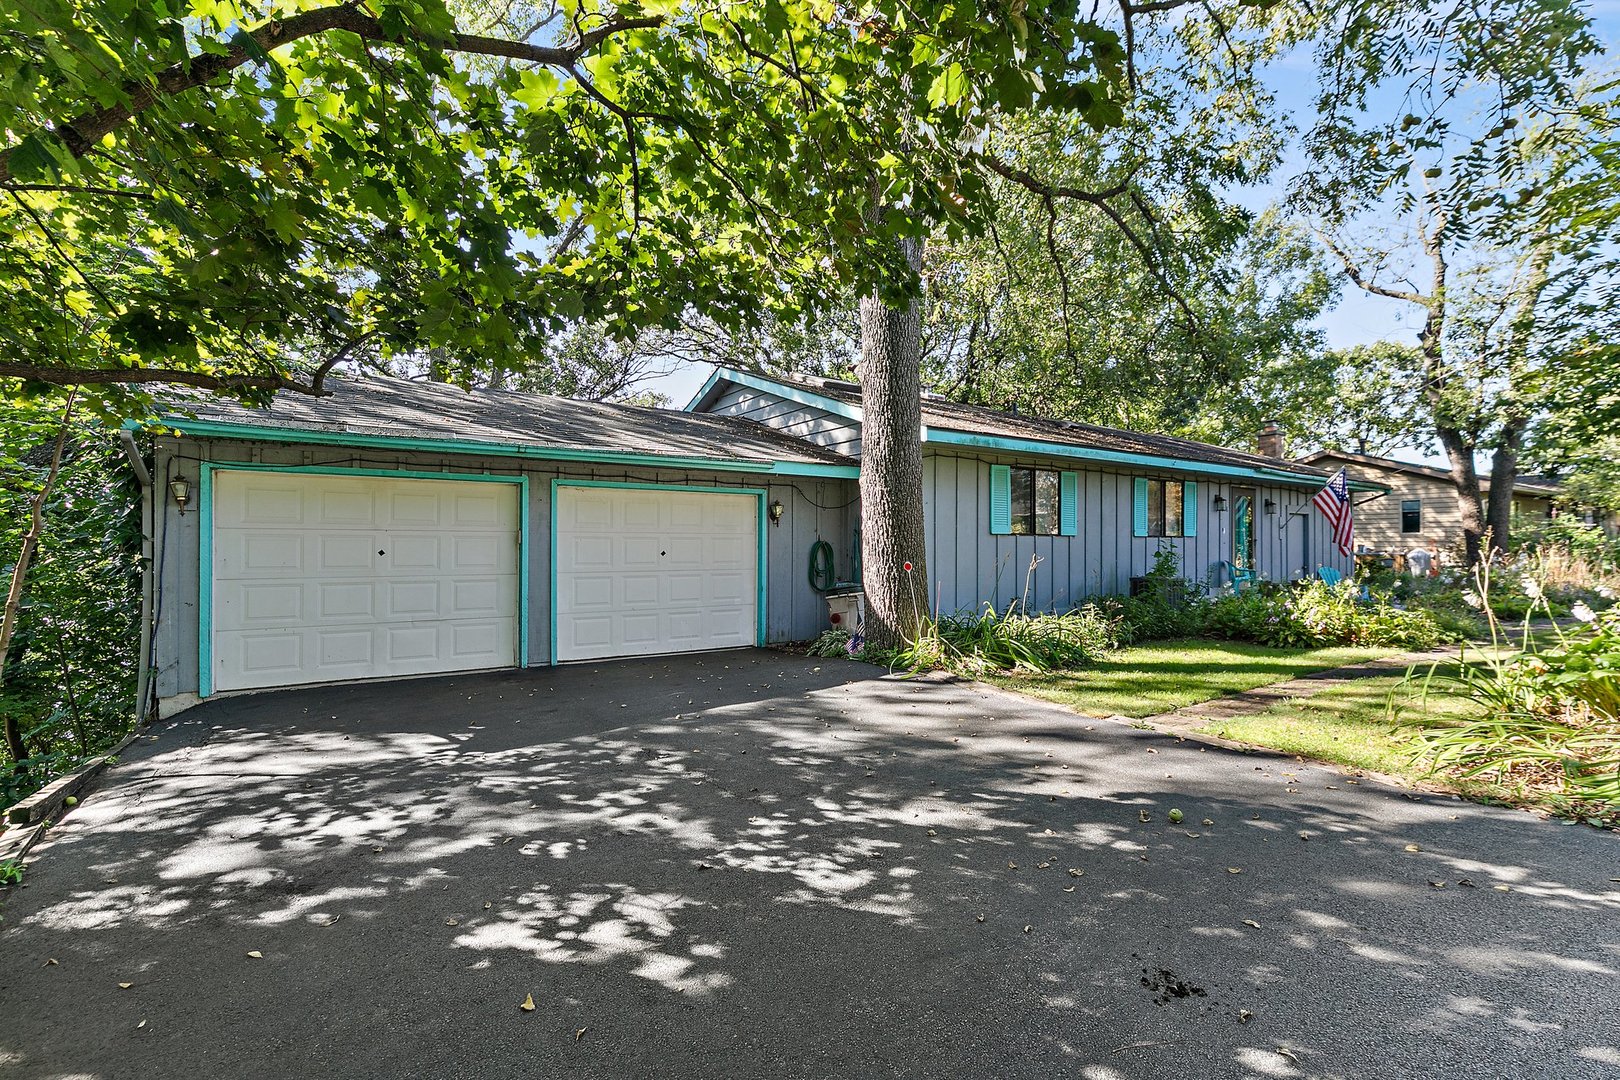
[1285,0,1614,562]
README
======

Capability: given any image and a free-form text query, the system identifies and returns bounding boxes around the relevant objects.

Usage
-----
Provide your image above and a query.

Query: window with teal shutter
[1059,471,1079,536]
[1182,481,1198,537]
[989,464,1012,534]
[1133,477,1149,537]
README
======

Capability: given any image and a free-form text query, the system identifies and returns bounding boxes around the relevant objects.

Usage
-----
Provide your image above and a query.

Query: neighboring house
[132,370,1363,715]
[1298,449,1615,556]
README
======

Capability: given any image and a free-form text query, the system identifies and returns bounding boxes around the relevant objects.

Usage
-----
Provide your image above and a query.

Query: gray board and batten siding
[147,435,858,703]
[688,373,1353,615]
[703,383,864,458]
[922,450,1342,615]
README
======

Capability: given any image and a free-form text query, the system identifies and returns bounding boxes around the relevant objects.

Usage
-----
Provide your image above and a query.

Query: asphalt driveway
[1,651,1617,1079]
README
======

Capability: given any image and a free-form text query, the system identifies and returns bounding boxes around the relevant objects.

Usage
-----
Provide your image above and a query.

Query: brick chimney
[1257,421,1285,459]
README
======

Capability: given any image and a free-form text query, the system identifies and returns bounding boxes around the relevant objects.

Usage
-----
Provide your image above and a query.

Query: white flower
[1600,586,1617,600]
[1463,591,1483,609]
[1522,579,1543,599]
[1573,601,1597,623]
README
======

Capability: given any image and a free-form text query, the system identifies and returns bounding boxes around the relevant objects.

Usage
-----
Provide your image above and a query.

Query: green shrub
[1402,611,1620,822]
[876,603,1120,676]
[807,628,855,658]
[1204,581,1446,650]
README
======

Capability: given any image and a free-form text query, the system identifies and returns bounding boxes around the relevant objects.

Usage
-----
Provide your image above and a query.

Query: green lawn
[1194,672,1534,809]
[989,639,1399,718]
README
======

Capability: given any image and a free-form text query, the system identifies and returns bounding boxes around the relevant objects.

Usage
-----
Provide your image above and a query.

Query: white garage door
[209,470,521,693]
[553,485,760,662]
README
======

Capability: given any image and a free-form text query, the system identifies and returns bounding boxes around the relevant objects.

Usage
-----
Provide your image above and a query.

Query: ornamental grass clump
[1401,566,1620,824]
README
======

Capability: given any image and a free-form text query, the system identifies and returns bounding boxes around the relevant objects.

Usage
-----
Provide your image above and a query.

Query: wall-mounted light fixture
[169,476,192,514]
[1263,498,1277,516]
[768,498,785,526]
[1212,493,1229,514]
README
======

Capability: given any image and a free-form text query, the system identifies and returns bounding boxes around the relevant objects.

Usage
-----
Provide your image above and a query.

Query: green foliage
[0,391,139,802]
[0,859,23,886]
[1099,547,1207,644]
[1402,612,1620,822]
[1204,580,1446,650]
[0,0,1136,414]
[807,629,855,659]
[872,603,1119,677]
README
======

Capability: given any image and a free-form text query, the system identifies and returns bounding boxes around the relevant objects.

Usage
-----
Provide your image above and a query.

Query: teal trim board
[924,428,1340,489]
[549,479,771,665]
[196,464,530,699]
[137,417,858,479]
[684,368,865,421]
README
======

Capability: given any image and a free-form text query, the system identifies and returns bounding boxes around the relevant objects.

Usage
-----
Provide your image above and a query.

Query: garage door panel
[240,533,304,573]
[387,534,441,569]
[317,582,373,620]
[384,580,440,618]
[554,486,758,662]
[241,583,304,623]
[317,490,374,525]
[212,472,520,692]
[317,629,374,667]
[388,491,443,526]
[317,534,374,571]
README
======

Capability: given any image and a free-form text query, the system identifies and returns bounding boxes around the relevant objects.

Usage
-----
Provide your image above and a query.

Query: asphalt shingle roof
[754,372,1334,481]
[1299,449,1564,496]
[163,376,855,467]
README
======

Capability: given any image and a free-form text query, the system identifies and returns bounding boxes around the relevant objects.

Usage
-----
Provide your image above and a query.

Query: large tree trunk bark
[1435,425,1488,568]
[0,394,76,769]
[1485,417,1528,557]
[858,235,930,649]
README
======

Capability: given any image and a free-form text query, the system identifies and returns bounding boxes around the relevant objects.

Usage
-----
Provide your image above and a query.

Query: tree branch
[0,362,338,396]
[0,5,664,184]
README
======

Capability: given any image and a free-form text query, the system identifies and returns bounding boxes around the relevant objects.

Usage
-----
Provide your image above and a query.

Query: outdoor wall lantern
[169,476,192,514]
[768,498,785,526]
[1212,493,1229,514]
[1263,498,1277,515]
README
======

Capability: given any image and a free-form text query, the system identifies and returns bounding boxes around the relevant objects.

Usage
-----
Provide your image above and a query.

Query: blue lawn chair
[1317,566,1343,587]
[1215,560,1259,594]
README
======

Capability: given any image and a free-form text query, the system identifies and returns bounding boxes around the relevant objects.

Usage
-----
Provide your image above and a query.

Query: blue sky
[644,6,1620,462]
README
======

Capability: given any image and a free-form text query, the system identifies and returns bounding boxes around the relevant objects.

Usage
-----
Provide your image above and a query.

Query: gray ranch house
[130,369,1358,716]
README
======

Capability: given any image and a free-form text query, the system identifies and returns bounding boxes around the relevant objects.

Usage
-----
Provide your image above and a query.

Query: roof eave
[128,416,861,479]
[922,428,1339,488]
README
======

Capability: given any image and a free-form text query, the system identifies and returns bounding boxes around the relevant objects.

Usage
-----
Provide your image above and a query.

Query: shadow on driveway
[1,650,1617,1079]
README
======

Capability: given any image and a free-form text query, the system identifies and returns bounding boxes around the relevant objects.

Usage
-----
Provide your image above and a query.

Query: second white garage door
[553,484,761,662]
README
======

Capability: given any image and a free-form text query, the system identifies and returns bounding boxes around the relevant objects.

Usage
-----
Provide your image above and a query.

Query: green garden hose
[808,540,837,593]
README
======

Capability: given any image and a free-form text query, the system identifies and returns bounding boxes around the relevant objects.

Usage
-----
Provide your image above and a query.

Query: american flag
[1312,468,1355,556]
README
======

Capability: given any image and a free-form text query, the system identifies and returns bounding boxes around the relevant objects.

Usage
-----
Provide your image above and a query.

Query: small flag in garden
[1312,468,1355,556]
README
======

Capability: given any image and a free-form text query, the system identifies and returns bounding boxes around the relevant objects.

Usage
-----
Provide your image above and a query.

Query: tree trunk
[0,393,76,769]
[858,235,930,648]
[1485,417,1528,557]
[1435,425,1488,568]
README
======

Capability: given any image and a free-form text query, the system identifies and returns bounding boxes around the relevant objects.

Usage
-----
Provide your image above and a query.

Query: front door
[1232,488,1256,574]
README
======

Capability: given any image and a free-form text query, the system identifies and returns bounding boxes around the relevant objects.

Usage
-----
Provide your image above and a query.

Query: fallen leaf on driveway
[1139,810,1152,823]
[1494,885,1511,892]
[1023,925,1032,933]
[137,1020,146,1030]
[43,959,57,967]
[976,914,985,923]
[1404,844,1421,852]
[118,982,132,989]
[1239,1010,1253,1024]
[1227,868,1242,874]
[1063,887,1076,893]
[520,994,535,1012]
[1068,868,1084,877]
[1429,881,1446,888]
[575,1027,588,1042]
[246,951,263,959]
[1243,920,1260,929]
[446,918,459,926]
[1202,818,1215,826]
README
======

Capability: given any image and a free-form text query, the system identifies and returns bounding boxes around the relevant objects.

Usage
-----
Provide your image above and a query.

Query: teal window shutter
[1132,477,1149,537]
[1183,480,1199,537]
[989,465,1012,534]
[1059,471,1079,536]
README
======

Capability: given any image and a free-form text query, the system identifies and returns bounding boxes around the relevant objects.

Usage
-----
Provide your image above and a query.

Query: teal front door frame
[197,463,530,699]
[549,479,769,665]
